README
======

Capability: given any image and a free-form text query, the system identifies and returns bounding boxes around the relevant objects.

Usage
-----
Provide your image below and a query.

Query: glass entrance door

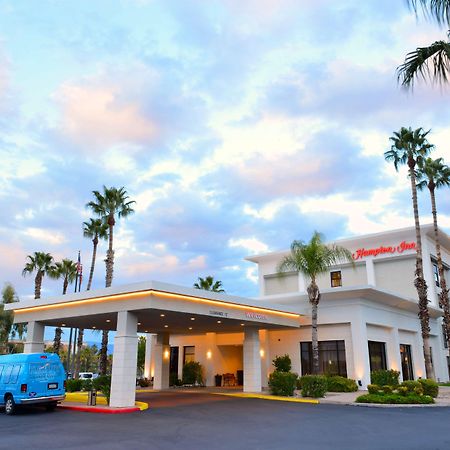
[400,344,414,381]
[170,346,179,379]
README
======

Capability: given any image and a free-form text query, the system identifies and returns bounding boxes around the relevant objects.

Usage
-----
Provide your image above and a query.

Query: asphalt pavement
[1,391,450,450]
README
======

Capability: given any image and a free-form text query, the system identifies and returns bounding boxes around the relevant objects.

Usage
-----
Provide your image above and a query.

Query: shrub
[326,376,358,392]
[138,377,151,387]
[66,379,83,392]
[93,375,112,404]
[401,380,423,396]
[272,355,292,373]
[182,361,203,385]
[81,379,93,391]
[370,369,400,386]
[356,393,434,405]
[367,384,381,395]
[268,371,298,396]
[382,385,394,394]
[418,379,439,398]
[299,375,328,398]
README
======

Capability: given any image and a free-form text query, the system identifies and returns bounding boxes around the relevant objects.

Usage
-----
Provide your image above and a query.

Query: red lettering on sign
[352,241,416,260]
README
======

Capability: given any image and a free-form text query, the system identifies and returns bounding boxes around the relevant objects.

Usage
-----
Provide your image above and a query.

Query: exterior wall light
[164,350,170,359]
[260,349,265,358]
[207,351,212,359]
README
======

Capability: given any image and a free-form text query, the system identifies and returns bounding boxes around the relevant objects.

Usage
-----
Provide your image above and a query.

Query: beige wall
[264,272,298,295]
[315,264,367,290]
[374,257,416,298]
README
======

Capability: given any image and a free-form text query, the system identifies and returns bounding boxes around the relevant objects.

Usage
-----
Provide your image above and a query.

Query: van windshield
[29,362,63,381]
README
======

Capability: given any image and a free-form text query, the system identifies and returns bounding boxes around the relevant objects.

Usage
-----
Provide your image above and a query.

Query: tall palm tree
[417,157,450,351]
[87,186,135,374]
[73,218,109,377]
[398,1,450,87]
[0,284,25,354]
[385,126,435,379]
[48,259,78,355]
[277,232,353,375]
[193,276,225,292]
[22,252,54,299]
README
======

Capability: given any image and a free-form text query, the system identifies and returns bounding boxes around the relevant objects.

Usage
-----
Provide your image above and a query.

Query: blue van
[0,353,66,415]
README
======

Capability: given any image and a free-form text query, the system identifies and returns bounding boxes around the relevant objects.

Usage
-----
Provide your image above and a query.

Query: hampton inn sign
[352,241,416,260]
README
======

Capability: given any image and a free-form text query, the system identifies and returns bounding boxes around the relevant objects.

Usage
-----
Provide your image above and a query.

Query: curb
[62,392,149,413]
[211,392,319,404]
[59,404,140,414]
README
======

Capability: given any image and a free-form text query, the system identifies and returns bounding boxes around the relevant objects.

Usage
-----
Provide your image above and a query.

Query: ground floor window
[400,344,414,381]
[170,346,179,375]
[368,341,387,372]
[183,346,195,365]
[300,340,347,376]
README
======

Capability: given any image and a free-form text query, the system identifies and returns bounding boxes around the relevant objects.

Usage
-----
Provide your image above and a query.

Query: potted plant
[215,374,222,387]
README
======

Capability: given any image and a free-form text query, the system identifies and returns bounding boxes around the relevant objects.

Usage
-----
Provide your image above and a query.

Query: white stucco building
[7,224,450,407]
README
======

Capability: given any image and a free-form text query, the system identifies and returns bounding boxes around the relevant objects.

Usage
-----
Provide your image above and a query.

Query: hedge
[268,371,298,396]
[356,393,434,404]
[370,369,400,386]
[298,375,328,398]
[326,376,358,392]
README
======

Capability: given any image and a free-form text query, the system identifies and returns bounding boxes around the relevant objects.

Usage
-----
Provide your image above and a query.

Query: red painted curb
[59,405,140,414]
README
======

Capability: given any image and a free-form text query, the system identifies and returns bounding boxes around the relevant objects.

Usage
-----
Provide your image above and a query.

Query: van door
[28,361,65,398]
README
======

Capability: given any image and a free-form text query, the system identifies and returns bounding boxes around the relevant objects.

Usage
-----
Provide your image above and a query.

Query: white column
[109,311,138,408]
[259,329,270,389]
[387,327,402,380]
[24,321,45,354]
[243,328,262,393]
[144,333,153,379]
[350,317,371,389]
[153,333,170,390]
[365,259,376,286]
[205,332,218,387]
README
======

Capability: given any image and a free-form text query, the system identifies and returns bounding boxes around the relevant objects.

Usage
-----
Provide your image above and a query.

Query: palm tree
[87,186,135,374]
[0,284,24,354]
[193,276,225,292]
[22,252,54,299]
[48,259,78,355]
[385,126,435,379]
[277,232,353,375]
[398,1,450,87]
[417,157,450,351]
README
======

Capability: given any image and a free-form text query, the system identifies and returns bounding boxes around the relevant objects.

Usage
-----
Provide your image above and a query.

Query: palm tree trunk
[87,237,98,291]
[53,327,62,355]
[74,328,84,378]
[99,329,109,375]
[105,215,114,288]
[63,276,68,295]
[409,161,434,379]
[429,187,450,352]
[307,280,321,375]
[34,271,43,299]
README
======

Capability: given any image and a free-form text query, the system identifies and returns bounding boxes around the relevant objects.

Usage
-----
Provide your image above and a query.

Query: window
[330,271,342,288]
[0,365,3,380]
[443,325,448,349]
[433,263,440,287]
[183,346,195,365]
[368,341,387,372]
[400,344,414,381]
[3,365,13,384]
[300,340,347,376]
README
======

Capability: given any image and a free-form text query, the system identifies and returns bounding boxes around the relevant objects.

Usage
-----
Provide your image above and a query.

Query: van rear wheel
[46,402,57,412]
[5,395,16,415]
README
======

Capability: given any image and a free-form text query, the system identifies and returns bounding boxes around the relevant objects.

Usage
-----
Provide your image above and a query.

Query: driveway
[2,391,450,450]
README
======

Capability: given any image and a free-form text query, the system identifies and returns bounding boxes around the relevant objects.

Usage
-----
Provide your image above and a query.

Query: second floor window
[330,271,342,288]
[433,263,440,287]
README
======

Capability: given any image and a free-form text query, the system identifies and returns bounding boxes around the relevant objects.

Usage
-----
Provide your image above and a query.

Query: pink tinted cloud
[56,81,157,150]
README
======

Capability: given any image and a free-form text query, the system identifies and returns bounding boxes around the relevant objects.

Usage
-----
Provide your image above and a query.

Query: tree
[137,336,146,377]
[417,157,450,350]
[193,276,225,292]
[48,258,78,355]
[277,232,353,375]
[74,219,109,378]
[22,252,54,299]
[0,284,25,354]
[87,186,135,374]
[385,126,435,379]
[398,1,450,87]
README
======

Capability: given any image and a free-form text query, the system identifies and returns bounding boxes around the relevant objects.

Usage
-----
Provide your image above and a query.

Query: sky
[1,0,450,317]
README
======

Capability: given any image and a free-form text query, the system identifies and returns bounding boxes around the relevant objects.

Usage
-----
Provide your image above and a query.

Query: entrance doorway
[400,344,414,381]
[170,347,179,383]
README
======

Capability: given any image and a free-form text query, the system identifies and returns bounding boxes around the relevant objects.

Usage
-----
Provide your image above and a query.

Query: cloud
[228,237,269,254]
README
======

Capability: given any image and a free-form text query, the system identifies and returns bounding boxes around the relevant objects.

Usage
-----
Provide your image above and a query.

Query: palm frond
[398,40,450,88]
[408,0,450,26]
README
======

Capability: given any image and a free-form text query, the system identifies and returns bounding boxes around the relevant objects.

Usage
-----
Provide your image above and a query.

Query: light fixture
[190,317,195,321]
[61,323,66,327]
[260,349,265,358]
[92,326,96,329]
[106,319,111,323]
[164,350,170,359]
[217,320,221,324]
[206,350,212,359]
[164,325,168,328]
[145,330,148,333]
[160,314,165,317]
[240,323,244,326]
[358,380,362,387]
[138,322,142,325]
[189,327,193,330]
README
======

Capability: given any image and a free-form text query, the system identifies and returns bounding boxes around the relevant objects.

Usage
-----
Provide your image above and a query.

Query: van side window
[0,365,4,379]
[3,365,13,384]
[10,365,21,383]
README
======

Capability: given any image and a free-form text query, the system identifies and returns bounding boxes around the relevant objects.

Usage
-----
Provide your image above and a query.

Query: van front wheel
[5,395,16,415]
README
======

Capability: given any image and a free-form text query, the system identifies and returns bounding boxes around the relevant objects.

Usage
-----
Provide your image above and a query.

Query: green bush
[182,361,203,385]
[93,375,112,404]
[272,354,292,373]
[325,376,358,392]
[66,379,83,392]
[367,384,381,395]
[418,379,439,398]
[81,379,93,391]
[356,393,434,404]
[370,369,400,386]
[401,380,423,396]
[299,375,328,398]
[268,371,298,396]
[138,377,151,387]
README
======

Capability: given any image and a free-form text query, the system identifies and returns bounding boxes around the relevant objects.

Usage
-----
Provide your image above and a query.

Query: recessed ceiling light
[145,330,148,333]
[164,325,169,328]
[240,323,244,326]
[217,320,221,324]
[189,327,192,330]
[160,314,165,317]
[92,326,96,329]
[61,323,66,327]
[138,322,142,325]
[190,317,195,321]
[106,319,111,323]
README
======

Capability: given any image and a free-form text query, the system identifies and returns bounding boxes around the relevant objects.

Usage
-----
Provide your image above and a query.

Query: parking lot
[2,391,450,450]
